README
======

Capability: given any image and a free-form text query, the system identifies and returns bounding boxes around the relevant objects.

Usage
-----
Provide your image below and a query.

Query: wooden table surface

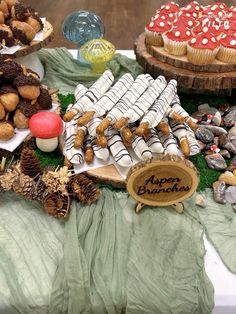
[23,0,235,50]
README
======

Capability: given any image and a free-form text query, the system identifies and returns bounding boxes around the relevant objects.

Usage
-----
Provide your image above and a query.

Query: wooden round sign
[126,155,199,207]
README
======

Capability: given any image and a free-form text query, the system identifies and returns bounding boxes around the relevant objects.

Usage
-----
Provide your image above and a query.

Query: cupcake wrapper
[187,45,219,65]
[145,28,163,46]
[163,34,187,56]
[216,46,236,63]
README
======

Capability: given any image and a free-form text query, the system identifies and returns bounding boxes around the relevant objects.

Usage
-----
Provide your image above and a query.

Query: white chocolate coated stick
[186,128,200,156]
[158,127,181,155]
[87,117,107,137]
[124,76,167,123]
[130,125,152,160]
[74,84,88,102]
[92,73,134,117]
[106,74,151,124]
[65,105,84,164]
[107,128,132,167]
[146,128,165,153]
[91,138,110,161]
[140,79,177,128]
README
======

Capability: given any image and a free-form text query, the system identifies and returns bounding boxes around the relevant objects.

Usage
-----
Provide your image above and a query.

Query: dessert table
[67,49,236,314]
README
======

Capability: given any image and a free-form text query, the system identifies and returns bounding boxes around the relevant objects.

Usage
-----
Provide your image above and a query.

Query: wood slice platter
[85,164,126,189]
[1,21,54,59]
[134,32,236,93]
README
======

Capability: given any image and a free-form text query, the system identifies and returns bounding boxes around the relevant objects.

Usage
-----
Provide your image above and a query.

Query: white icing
[191,38,197,43]
[175,31,180,37]
[202,38,208,45]
[196,6,200,11]
[186,30,191,36]
[203,26,208,32]
[160,21,165,27]
[211,37,216,42]
[230,39,236,46]
[149,21,154,27]
[188,20,193,26]
[166,5,170,10]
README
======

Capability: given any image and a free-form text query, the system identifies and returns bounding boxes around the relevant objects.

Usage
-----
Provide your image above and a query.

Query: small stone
[205,153,227,170]
[195,194,207,208]
[218,103,230,113]
[200,125,227,136]
[228,126,236,136]
[198,103,210,113]
[219,134,236,154]
[213,181,226,204]
[225,186,236,203]
[191,111,204,122]
[220,149,231,159]
[195,127,214,144]
[224,110,236,127]
[206,107,219,115]
[212,111,222,126]
[213,137,219,146]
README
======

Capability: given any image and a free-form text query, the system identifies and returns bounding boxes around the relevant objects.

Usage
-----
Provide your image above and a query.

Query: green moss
[58,93,75,115]
[35,148,64,168]
[189,153,221,191]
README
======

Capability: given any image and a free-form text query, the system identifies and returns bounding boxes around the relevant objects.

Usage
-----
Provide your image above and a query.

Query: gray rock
[220,149,231,159]
[197,140,206,151]
[214,137,219,146]
[199,124,227,135]
[224,110,236,127]
[219,134,236,154]
[212,111,222,126]
[228,126,236,136]
[206,107,219,115]
[213,181,226,204]
[198,103,210,113]
[205,153,227,170]
[195,127,214,144]
[195,194,207,208]
[225,186,236,203]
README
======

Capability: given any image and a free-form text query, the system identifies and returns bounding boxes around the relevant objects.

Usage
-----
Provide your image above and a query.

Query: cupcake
[173,13,196,29]
[216,33,236,63]
[159,2,180,14]
[187,33,220,65]
[181,1,203,18]
[163,26,192,56]
[145,17,171,46]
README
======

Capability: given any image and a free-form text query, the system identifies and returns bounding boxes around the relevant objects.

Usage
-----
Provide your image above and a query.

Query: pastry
[11,20,36,45]
[25,7,43,33]
[0,121,14,140]
[0,11,5,24]
[0,84,19,111]
[0,102,5,120]
[187,33,220,65]
[11,2,30,21]
[0,24,15,46]
[35,87,52,110]
[216,33,236,63]
[13,99,38,128]
[14,74,40,99]
[5,0,18,9]
[0,0,9,18]
[163,26,192,56]
[0,59,22,82]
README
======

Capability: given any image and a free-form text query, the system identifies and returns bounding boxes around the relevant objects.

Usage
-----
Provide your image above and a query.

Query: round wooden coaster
[134,33,236,93]
[1,21,54,59]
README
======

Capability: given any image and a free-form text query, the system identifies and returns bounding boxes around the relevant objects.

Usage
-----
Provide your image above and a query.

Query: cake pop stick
[169,120,190,157]
[96,74,151,135]
[64,106,84,164]
[114,75,167,129]
[145,128,165,153]
[77,73,134,126]
[64,70,114,122]
[107,127,132,167]
[135,80,177,136]
[158,127,180,155]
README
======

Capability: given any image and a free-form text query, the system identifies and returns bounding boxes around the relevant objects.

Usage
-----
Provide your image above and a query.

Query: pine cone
[13,173,34,198]
[0,170,18,191]
[42,166,71,196]
[20,147,42,179]
[69,174,100,205]
[43,192,71,218]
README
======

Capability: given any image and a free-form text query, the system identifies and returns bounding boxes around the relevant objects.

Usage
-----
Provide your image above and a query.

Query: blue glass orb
[62,11,105,47]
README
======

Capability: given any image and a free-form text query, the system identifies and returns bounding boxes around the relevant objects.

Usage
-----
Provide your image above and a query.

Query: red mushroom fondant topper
[29,112,64,152]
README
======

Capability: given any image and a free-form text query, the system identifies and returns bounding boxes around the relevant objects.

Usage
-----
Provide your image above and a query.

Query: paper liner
[145,28,163,46]
[187,44,219,65]
[216,46,236,63]
[163,34,188,56]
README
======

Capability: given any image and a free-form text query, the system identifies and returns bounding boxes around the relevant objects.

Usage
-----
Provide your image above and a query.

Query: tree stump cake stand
[134,33,236,95]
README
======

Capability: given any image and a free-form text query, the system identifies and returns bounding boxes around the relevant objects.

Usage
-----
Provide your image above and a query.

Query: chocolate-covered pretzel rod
[96,74,151,135]
[114,76,167,129]
[77,73,134,126]
[170,120,190,157]
[107,127,132,167]
[186,128,200,156]
[130,124,152,160]
[145,128,165,153]
[84,135,94,164]
[64,70,114,122]
[64,105,84,164]
[135,79,177,136]
[158,127,180,155]
[91,138,110,161]
[64,85,88,122]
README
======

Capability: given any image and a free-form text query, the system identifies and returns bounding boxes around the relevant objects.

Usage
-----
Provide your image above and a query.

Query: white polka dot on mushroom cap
[186,5,191,10]
[149,22,154,27]
[224,24,230,30]
[202,38,208,45]
[191,38,197,43]
[211,37,216,42]
[160,21,165,27]
[169,13,174,18]
[220,4,225,9]
[188,21,193,26]
[228,13,233,18]
[230,39,236,46]
[222,33,227,38]
[175,31,180,37]
[186,30,191,36]
[196,6,200,10]
[203,26,208,32]
[166,5,170,10]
